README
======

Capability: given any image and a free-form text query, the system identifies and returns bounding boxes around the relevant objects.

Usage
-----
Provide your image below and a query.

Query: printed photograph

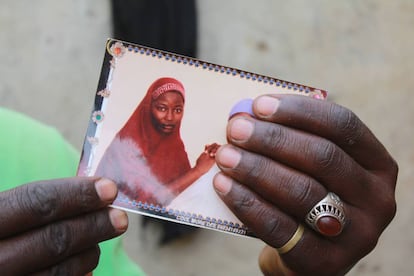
[78,39,327,237]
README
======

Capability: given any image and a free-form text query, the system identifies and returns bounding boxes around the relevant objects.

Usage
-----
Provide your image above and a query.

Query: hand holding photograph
[78,39,327,237]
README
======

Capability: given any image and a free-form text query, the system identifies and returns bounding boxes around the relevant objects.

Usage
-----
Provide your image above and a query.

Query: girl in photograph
[95,77,217,206]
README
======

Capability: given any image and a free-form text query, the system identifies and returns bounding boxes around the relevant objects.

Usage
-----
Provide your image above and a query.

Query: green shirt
[0,107,145,276]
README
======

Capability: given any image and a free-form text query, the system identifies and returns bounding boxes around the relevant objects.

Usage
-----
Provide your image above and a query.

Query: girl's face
[150,91,184,135]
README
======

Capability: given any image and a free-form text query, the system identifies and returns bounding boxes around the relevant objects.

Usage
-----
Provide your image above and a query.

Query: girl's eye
[175,108,183,113]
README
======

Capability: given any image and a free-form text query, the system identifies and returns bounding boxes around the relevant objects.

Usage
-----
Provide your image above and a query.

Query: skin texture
[0,177,128,275]
[213,94,398,276]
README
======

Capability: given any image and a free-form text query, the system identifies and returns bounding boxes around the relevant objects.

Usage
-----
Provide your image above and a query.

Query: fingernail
[216,146,241,169]
[229,117,254,142]
[95,178,117,202]
[109,208,128,231]
[213,173,232,195]
[255,96,280,117]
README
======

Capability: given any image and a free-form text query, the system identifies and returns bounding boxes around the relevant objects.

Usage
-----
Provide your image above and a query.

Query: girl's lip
[162,124,175,129]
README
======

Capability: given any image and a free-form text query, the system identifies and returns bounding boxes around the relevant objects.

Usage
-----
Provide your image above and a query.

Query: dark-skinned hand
[213,94,398,275]
[0,177,128,275]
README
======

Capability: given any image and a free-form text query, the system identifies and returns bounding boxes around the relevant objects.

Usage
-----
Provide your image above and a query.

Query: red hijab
[117,77,191,185]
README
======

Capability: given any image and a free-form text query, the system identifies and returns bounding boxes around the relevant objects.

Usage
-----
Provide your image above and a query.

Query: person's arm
[213,94,397,275]
[168,144,219,195]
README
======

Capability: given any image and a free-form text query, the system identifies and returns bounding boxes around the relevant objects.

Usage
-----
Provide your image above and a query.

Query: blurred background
[1,1,413,275]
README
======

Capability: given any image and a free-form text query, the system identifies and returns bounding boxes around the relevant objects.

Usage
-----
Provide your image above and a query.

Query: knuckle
[43,223,72,258]
[241,156,270,183]
[329,105,363,146]
[88,212,104,234]
[287,176,314,211]
[93,245,101,267]
[391,159,399,177]
[232,192,257,213]
[19,183,58,219]
[370,175,397,225]
[261,216,283,245]
[83,210,113,239]
[247,204,285,246]
[387,157,399,182]
[312,141,339,170]
[77,181,99,211]
[85,246,101,273]
[262,124,286,153]
[384,197,397,223]
[357,225,379,254]
[378,191,397,225]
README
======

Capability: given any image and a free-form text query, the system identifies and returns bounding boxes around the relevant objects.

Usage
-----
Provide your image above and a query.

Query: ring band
[276,224,304,254]
[306,192,346,237]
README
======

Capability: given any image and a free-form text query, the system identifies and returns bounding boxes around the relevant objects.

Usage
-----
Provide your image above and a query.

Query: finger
[223,116,370,206]
[212,173,351,275]
[215,144,327,219]
[253,94,397,177]
[213,172,303,248]
[0,208,127,275]
[31,246,100,276]
[0,177,117,238]
[258,246,295,276]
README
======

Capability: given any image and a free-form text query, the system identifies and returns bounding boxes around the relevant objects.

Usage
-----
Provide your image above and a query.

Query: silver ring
[306,192,346,237]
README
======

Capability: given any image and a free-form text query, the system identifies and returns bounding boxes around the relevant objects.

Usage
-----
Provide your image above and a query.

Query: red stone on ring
[316,216,342,237]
